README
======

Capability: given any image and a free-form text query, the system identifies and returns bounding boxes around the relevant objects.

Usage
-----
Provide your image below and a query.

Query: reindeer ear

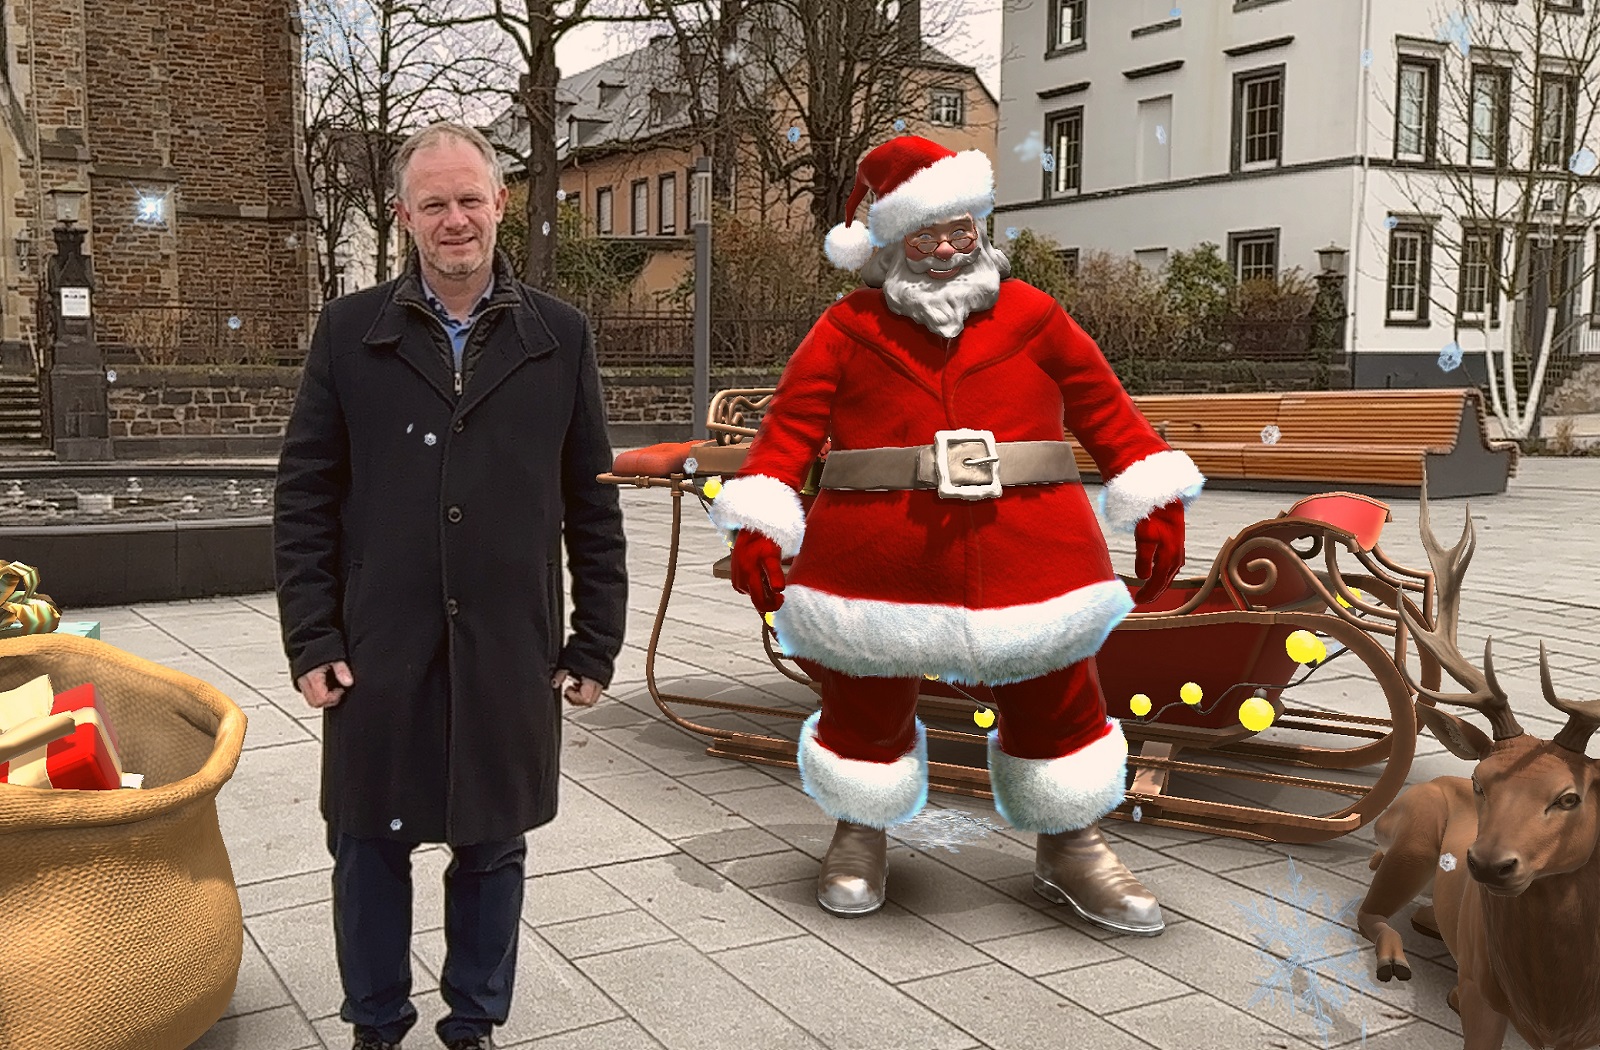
[1416,701,1495,760]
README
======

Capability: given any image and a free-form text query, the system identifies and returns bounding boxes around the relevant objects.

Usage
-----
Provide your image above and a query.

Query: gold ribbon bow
[0,561,60,636]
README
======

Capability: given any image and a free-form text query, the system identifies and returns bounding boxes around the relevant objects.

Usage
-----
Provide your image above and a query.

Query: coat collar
[362,249,559,412]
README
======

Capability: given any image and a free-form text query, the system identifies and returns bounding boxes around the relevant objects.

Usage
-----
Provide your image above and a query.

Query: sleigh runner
[601,389,1469,845]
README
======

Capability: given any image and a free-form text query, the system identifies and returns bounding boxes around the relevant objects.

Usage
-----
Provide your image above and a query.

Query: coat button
[447,505,463,523]
[446,598,459,616]
[453,419,464,433]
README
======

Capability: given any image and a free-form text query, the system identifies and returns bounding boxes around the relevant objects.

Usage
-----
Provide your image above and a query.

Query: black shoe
[352,1029,401,1050]
[443,1038,492,1050]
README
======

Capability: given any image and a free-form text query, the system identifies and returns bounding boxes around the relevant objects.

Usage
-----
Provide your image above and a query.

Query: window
[1228,229,1279,283]
[596,187,614,235]
[1385,222,1433,324]
[1233,67,1284,171]
[648,90,688,126]
[1469,66,1511,166]
[1057,248,1080,276]
[929,88,965,126]
[1044,107,1083,196]
[1458,227,1501,325]
[1137,95,1172,182]
[598,81,625,107]
[658,173,677,234]
[1394,57,1438,161]
[1591,232,1600,325]
[1537,73,1579,167]
[1050,0,1086,51]
[1135,248,1169,271]
[631,179,648,235]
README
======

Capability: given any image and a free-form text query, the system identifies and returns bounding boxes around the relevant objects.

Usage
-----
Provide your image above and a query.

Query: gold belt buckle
[932,429,1001,500]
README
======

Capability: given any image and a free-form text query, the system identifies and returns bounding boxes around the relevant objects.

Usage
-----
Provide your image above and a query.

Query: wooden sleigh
[600,390,1460,845]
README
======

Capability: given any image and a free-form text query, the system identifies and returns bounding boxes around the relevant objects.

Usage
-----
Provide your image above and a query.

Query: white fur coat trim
[707,473,805,557]
[988,719,1128,833]
[772,578,1134,686]
[796,711,929,827]
[1099,449,1206,533]
[868,150,996,247]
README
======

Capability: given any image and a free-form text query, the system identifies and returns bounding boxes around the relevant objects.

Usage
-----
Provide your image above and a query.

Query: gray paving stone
[884,847,1063,942]
[238,868,331,918]
[524,1018,667,1049]
[558,724,655,781]
[711,849,821,889]
[713,935,982,1050]
[195,641,299,695]
[238,701,319,749]
[675,824,792,864]
[970,923,1125,977]
[216,740,329,884]
[1038,956,1192,1014]
[220,931,296,1018]
[523,779,676,877]
[539,908,680,958]
[575,941,828,1050]
[1109,992,1320,1050]
[674,765,788,795]
[413,925,624,1043]
[191,1004,320,1050]
[750,878,990,984]
[248,899,437,1022]
[524,869,639,927]
[900,962,1150,1050]
[594,854,804,953]
[711,783,837,858]
[578,768,751,841]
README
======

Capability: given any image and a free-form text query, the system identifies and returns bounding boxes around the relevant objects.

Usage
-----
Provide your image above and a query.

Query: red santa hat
[823,135,995,271]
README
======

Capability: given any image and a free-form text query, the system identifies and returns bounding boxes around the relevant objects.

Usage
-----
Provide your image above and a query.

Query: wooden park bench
[1094,388,1519,498]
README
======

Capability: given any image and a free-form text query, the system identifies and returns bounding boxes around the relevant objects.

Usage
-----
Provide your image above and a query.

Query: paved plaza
[67,458,1600,1050]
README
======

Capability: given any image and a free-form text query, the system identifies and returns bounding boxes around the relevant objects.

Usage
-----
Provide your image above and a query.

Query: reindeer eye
[1558,793,1582,809]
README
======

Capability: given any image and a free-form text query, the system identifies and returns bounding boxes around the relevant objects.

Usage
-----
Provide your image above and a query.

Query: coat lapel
[455,286,559,419]
[362,293,456,406]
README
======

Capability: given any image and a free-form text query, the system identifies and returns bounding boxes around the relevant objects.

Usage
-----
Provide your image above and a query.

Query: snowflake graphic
[894,118,907,132]
[1440,851,1457,872]
[891,808,1005,854]
[1233,857,1372,1048]
[1437,11,1472,56]
[786,126,801,144]
[1438,342,1463,373]
[1041,149,1056,174]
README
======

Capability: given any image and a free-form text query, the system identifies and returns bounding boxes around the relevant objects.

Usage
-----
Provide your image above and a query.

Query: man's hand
[297,660,354,709]
[730,530,785,613]
[552,668,603,707]
[1133,500,1186,606]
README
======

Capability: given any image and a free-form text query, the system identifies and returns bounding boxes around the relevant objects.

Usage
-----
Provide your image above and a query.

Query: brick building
[0,0,317,380]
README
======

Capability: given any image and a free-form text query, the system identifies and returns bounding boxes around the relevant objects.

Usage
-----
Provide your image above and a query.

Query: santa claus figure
[709,136,1204,935]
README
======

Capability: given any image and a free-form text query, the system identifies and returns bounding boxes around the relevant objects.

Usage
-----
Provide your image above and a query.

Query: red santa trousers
[793,656,1127,834]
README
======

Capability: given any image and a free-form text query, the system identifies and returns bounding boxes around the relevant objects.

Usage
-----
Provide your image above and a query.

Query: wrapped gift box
[55,621,102,640]
[0,675,124,790]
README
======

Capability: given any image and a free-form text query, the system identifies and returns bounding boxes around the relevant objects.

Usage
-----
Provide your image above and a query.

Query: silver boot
[1034,823,1164,936]
[817,820,887,916]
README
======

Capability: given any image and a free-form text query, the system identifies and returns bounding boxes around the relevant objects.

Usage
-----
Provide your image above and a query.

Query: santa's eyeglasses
[907,229,976,255]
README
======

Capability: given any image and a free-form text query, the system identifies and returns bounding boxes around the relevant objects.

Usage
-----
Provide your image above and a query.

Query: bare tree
[302,0,495,288]
[1381,0,1600,440]
[412,0,659,290]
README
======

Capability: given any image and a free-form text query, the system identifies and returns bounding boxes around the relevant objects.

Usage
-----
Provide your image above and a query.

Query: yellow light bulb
[1129,693,1152,717]
[1180,682,1203,705]
[974,708,996,728]
[924,672,940,680]
[1286,630,1323,665]
[703,478,723,498]
[1239,697,1276,733]
[1335,587,1362,608]
[764,612,774,626]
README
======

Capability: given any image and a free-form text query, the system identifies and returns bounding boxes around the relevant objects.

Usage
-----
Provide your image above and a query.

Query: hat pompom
[824,221,875,270]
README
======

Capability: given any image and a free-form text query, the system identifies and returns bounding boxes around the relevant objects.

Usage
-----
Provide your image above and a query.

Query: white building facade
[995,0,1600,390]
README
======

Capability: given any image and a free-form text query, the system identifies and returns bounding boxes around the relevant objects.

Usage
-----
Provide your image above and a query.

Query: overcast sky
[553,1,1005,99]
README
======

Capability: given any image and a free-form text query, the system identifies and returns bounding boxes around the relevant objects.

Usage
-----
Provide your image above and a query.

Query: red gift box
[0,675,124,790]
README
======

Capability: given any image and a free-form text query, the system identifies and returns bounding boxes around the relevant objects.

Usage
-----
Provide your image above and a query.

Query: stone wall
[1548,361,1600,416]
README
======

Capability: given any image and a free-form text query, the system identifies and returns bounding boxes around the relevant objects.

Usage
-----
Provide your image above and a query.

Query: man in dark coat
[273,122,627,1050]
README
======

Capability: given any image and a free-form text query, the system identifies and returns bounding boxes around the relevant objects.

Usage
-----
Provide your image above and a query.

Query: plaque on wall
[60,287,91,318]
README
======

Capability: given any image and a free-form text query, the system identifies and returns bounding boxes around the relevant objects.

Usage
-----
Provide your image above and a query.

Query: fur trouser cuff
[796,711,928,828]
[988,719,1128,833]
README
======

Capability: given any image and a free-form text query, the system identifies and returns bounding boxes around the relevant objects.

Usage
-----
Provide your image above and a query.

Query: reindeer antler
[1540,643,1600,753]
[1397,486,1523,740]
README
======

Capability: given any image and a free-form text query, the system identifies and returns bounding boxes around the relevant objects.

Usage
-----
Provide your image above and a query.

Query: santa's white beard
[878,246,1003,339]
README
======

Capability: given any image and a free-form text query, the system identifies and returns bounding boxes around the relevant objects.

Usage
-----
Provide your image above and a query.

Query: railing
[94,303,321,366]
[591,305,834,371]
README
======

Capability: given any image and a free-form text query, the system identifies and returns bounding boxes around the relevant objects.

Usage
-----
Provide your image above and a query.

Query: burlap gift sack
[0,633,248,1049]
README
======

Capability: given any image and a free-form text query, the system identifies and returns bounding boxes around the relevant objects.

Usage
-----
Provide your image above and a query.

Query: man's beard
[873,243,1004,339]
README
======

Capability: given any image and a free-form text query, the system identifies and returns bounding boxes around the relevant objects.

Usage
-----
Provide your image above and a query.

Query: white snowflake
[1232,857,1372,1048]
[1131,804,1143,822]
[1439,852,1457,872]
[423,432,437,446]
[1260,424,1281,445]
[890,809,1005,854]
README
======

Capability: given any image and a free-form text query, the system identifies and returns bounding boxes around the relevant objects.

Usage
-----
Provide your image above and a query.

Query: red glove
[1133,500,1186,605]
[731,530,786,612]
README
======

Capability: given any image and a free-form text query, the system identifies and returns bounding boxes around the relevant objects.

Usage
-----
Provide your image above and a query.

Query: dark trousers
[328,827,528,1044]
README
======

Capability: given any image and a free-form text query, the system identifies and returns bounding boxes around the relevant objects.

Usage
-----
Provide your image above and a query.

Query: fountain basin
[0,463,275,606]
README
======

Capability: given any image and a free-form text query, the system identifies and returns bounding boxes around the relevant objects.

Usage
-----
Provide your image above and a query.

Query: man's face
[902,214,978,279]
[394,139,508,282]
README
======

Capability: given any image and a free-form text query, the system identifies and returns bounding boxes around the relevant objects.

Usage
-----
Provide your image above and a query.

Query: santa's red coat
[710,280,1204,686]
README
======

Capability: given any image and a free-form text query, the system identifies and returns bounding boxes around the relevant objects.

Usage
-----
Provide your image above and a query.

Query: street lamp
[692,156,712,440]
[1316,243,1348,277]
[50,187,86,227]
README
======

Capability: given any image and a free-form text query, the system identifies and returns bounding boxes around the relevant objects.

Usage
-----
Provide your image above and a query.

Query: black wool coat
[273,254,627,845]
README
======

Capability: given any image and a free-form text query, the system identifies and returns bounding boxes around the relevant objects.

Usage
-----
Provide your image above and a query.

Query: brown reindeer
[1356,496,1600,1050]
